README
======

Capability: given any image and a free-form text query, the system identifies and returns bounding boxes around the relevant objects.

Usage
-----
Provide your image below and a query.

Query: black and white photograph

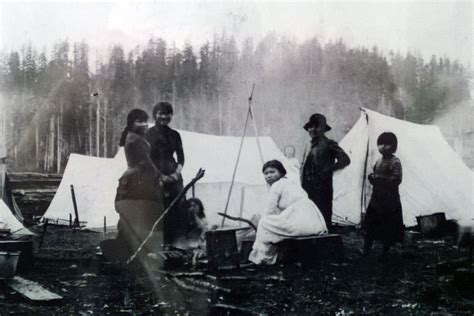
[0,0,472,314]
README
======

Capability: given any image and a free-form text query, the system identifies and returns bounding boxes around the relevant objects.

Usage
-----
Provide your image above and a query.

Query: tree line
[0,34,470,172]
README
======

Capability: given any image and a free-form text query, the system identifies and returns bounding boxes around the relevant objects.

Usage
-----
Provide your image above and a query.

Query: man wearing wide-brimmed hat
[301,113,350,230]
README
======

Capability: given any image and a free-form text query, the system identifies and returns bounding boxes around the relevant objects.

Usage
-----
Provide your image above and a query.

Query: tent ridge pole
[360,111,370,223]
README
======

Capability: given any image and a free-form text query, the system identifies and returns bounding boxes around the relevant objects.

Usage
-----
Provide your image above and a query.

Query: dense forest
[0,34,470,172]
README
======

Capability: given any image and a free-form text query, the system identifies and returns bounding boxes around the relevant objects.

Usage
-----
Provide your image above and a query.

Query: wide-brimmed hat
[303,113,331,131]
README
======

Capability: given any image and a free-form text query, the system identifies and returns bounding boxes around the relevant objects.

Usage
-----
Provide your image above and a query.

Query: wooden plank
[7,276,62,301]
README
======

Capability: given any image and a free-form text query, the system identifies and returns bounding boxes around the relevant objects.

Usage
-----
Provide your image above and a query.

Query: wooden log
[7,276,62,301]
[219,275,248,281]
[211,303,260,315]
[217,213,256,231]
[171,271,205,278]
[171,277,209,294]
[182,277,232,293]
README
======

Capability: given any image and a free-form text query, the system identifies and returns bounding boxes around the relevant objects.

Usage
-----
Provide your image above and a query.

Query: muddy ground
[0,224,473,315]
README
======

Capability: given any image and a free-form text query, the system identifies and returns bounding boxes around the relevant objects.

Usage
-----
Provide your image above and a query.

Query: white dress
[248,177,328,265]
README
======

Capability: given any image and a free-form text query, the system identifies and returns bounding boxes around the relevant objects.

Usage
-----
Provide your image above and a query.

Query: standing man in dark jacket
[301,113,350,231]
[145,102,187,247]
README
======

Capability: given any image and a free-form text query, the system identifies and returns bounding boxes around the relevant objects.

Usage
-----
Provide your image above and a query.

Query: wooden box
[278,234,343,264]
[206,228,243,270]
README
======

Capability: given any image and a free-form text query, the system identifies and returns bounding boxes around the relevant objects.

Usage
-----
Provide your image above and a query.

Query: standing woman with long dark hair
[146,102,187,247]
[100,109,164,262]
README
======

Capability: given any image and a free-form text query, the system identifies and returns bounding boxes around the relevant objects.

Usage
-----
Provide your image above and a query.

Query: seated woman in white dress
[249,160,328,265]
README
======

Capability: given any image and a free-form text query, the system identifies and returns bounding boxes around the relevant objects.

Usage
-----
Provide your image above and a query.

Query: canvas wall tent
[44,130,299,228]
[333,108,474,227]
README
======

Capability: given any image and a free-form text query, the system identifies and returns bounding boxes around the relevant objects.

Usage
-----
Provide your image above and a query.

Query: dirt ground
[0,224,473,315]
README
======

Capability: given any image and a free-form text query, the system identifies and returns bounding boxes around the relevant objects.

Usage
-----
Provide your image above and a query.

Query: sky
[0,1,472,67]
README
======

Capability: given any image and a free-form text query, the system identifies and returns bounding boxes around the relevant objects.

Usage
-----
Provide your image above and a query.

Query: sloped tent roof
[333,109,474,227]
[44,130,299,228]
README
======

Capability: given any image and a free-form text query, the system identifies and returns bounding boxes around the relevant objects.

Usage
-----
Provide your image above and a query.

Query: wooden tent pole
[360,109,370,223]
[249,104,264,165]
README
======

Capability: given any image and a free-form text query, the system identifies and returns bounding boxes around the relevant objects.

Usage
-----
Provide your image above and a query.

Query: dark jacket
[145,125,184,175]
[115,132,161,202]
[301,136,350,188]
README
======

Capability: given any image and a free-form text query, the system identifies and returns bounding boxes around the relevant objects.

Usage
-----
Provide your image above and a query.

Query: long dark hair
[186,197,205,219]
[119,109,149,147]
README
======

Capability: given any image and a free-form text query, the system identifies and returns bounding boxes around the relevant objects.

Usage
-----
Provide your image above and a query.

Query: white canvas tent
[333,108,474,227]
[44,130,299,228]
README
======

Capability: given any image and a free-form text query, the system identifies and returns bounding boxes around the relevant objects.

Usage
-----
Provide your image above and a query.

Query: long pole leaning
[220,84,255,228]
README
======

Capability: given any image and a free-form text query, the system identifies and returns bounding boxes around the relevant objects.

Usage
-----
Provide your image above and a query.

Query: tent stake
[38,219,48,249]
[103,216,106,235]
[70,185,80,227]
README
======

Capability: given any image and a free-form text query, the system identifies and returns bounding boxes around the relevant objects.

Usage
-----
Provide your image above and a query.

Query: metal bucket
[0,239,34,271]
[0,251,20,279]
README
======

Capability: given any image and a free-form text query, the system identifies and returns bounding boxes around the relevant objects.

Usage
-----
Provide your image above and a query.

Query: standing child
[361,132,404,258]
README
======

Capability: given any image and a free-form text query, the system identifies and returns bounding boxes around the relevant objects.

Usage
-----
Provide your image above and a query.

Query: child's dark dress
[362,155,404,245]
